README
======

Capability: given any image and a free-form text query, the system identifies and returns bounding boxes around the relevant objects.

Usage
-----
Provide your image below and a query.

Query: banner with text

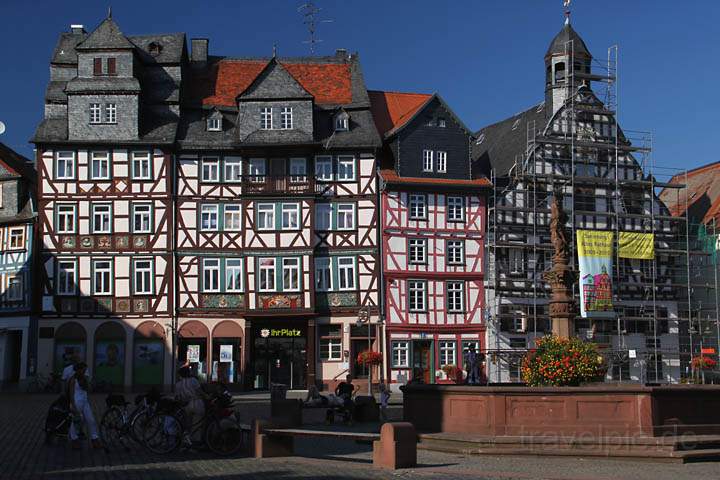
[618,232,655,260]
[577,230,615,318]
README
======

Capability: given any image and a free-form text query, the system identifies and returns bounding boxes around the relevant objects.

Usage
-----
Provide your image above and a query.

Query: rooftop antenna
[563,0,572,25]
[108,6,112,19]
[298,1,333,55]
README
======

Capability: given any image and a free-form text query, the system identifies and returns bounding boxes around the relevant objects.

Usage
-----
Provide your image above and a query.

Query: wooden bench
[253,420,417,469]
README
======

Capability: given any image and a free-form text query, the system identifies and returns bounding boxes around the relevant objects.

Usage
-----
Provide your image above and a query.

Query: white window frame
[447,240,465,265]
[315,203,332,231]
[224,157,242,183]
[422,150,434,172]
[56,204,77,234]
[282,257,301,292]
[56,151,75,180]
[336,203,355,230]
[90,151,110,180]
[319,327,343,361]
[281,203,300,230]
[90,103,102,124]
[280,107,293,130]
[207,116,222,132]
[439,341,457,367]
[509,249,524,274]
[201,157,220,182]
[132,203,153,234]
[392,341,410,368]
[105,103,117,124]
[289,158,307,183]
[259,258,276,292]
[56,259,77,295]
[408,238,427,264]
[202,258,220,292]
[224,204,242,231]
[225,258,243,292]
[8,227,24,250]
[248,158,266,182]
[200,204,219,231]
[92,259,113,295]
[91,203,112,234]
[409,194,427,220]
[436,151,447,173]
[131,151,152,180]
[446,281,465,313]
[256,203,275,231]
[261,107,273,130]
[315,156,333,182]
[337,256,356,291]
[408,280,427,312]
[133,259,153,295]
[447,196,464,222]
[315,257,332,292]
[335,113,349,132]
[336,156,356,182]
[7,275,22,302]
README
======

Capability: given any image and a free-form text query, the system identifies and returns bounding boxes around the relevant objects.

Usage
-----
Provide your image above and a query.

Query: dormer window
[148,42,163,57]
[334,111,349,132]
[280,107,293,130]
[93,57,116,76]
[207,116,222,132]
[261,107,273,130]
[437,118,446,128]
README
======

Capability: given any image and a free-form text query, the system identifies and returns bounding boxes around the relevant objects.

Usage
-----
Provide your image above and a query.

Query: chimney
[70,24,86,35]
[335,48,348,60]
[191,38,209,68]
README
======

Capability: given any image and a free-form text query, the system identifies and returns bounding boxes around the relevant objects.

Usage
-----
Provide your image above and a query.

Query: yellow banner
[619,232,655,260]
[576,230,614,257]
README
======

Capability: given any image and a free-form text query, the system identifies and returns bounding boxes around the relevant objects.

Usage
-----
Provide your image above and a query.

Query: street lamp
[357,306,371,394]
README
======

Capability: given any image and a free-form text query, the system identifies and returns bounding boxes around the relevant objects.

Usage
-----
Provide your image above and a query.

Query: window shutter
[93,58,102,75]
[107,58,117,75]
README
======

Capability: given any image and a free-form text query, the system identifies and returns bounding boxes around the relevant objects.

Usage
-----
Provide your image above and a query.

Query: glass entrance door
[254,334,306,389]
[412,340,433,384]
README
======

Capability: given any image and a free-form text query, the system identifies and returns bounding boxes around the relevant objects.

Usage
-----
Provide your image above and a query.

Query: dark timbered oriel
[370,91,490,388]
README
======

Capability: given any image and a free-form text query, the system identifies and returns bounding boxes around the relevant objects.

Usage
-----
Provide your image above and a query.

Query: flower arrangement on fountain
[691,355,717,370]
[357,350,383,366]
[440,364,460,381]
[521,335,606,387]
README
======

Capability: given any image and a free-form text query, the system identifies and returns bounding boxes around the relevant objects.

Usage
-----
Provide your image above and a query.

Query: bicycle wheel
[204,417,243,456]
[129,408,151,445]
[143,413,182,455]
[100,407,125,451]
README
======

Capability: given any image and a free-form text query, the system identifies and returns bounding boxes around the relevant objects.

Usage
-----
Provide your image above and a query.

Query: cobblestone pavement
[1,393,719,480]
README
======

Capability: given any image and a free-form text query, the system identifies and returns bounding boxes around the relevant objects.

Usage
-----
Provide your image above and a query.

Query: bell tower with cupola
[544,10,592,117]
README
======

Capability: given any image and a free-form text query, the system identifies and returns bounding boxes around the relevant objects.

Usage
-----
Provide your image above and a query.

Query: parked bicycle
[142,386,243,456]
[26,372,62,394]
[99,390,160,451]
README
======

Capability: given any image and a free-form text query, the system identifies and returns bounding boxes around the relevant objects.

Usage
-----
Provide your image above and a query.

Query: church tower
[544,12,592,118]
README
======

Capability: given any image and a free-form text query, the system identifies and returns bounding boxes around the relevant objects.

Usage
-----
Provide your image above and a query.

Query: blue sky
[1,0,718,176]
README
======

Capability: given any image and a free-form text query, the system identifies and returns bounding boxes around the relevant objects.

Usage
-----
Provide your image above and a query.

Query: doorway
[2,331,22,383]
[253,332,306,389]
[412,340,433,384]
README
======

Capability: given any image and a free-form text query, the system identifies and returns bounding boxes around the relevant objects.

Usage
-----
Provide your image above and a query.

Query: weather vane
[563,0,572,24]
[298,1,333,55]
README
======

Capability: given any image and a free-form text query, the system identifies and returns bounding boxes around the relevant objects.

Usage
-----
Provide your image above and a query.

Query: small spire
[272,43,278,58]
[563,0,571,25]
[108,6,112,19]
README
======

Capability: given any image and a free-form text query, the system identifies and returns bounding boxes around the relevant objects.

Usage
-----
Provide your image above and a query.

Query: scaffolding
[485,42,718,384]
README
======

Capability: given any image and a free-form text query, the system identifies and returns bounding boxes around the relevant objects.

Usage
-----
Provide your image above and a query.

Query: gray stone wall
[44,104,67,119]
[77,51,134,78]
[237,100,313,142]
[50,65,77,82]
[68,94,138,141]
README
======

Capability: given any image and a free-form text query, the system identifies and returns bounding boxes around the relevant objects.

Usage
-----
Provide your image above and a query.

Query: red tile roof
[191,60,353,107]
[659,162,720,224]
[380,169,491,188]
[368,91,432,136]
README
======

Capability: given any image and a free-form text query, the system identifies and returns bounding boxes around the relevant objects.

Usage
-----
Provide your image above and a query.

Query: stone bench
[252,420,417,469]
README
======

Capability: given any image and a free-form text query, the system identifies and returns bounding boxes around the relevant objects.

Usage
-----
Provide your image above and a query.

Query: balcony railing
[241,175,318,195]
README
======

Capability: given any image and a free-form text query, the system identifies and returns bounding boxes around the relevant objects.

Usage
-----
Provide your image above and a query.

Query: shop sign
[187,344,200,363]
[259,328,303,338]
[220,344,233,362]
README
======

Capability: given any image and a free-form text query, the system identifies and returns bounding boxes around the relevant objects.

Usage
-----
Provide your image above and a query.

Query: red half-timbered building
[369,91,490,387]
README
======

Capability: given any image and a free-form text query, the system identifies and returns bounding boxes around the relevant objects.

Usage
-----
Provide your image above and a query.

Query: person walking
[67,362,101,450]
[379,382,391,423]
[175,365,207,445]
[464,345,480,385]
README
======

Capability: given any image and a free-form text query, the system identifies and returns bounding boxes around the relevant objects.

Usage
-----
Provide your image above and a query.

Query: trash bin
[270,383,289,402]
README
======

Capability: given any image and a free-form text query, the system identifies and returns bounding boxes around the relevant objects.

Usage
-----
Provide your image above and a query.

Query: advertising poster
[187,344,200,363]
[219,344,233,362]
[618,232,655,260]
[133,340,164,385]
[577,230,615,318]
[94,341,125,386]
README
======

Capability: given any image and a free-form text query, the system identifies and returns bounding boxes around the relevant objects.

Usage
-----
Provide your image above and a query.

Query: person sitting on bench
[304,383,329,407]
[335,375,356,419]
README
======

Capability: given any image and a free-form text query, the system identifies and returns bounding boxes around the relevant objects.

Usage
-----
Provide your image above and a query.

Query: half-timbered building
[370,91,490,388]
[175,44,381,390]
[0,143,37,388]
[32,16,181,388]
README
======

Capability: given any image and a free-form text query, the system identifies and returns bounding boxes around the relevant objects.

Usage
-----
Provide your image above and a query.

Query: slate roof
[0,142,35,181]
[65,77,141,93]
[472,102,547,177]
[545,22,591,59]
[76,17,134,50]
[368,91,432,137]
[51,32,87,65]
[130,33,186,64]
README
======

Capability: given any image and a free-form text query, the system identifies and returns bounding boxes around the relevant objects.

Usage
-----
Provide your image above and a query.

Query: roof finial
[563,0,571,25]
[108,6,112,19]
[272,43,278,58]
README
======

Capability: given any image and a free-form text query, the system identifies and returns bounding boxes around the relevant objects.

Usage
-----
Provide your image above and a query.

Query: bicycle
[99,391,159,452]
[26,372,62,394]
[143,387,243,456]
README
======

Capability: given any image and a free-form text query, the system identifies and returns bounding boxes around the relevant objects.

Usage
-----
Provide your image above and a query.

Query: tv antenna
[298,1,333,55]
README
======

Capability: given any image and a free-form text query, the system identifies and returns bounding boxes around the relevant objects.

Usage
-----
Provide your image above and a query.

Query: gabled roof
[0,142,36,182]
[189,58,353,107]
[239,58,312,100]
[368,91,432,137]
[659,161,720,225]
[76,16,134,50]
[545,22,591,59]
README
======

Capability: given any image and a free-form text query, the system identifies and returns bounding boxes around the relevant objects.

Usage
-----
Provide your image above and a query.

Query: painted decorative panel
[200,294,245,309]
[257,294,303,309]
[316,292,358,308]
